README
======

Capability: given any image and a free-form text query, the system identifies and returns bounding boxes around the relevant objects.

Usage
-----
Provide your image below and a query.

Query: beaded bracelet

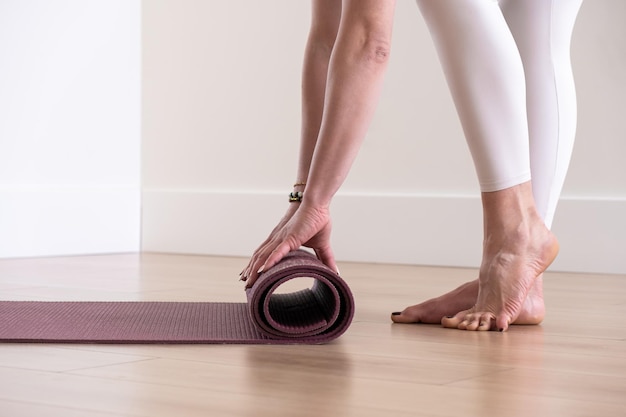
[289,191,304,203]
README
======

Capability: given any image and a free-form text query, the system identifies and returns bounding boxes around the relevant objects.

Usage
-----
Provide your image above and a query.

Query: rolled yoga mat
[0,250,354,344]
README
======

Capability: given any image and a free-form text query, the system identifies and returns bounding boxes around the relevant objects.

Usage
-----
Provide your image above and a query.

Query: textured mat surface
[0,250,354,344]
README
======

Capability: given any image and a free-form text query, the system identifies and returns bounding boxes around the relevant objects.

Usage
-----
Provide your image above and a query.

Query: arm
[244,0,397,287]
[296,0,343,189]
[240,0,341,278]
[303,0,396,207]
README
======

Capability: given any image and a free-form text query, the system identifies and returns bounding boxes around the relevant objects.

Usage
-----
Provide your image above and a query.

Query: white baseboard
[0,185,140,258]
[141,189,626,274]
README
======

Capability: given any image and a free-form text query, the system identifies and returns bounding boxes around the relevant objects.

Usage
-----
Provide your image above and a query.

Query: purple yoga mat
[0,250,354,344]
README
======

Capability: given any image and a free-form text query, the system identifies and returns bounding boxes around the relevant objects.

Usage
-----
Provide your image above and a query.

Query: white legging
[417,0,583,228]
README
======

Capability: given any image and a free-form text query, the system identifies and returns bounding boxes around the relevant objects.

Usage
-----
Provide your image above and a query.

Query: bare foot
[440,184,559,331]
[391,274,545,326]
[392,184,556,331]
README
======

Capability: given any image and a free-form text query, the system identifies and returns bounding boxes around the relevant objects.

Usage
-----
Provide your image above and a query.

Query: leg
[486,0,583,328]
[393,0,583,326]
[394,0,581,330]
[394,0,532,326]
[500,0,584,229]
[421,0,554,332]
[416,0,532,193]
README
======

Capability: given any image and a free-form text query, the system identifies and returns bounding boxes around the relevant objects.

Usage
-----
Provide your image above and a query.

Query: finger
[314,246,338,275]
[243,239,278,284]
[244,255,268,289]
[244,245,281,289]
[257,240,297,277]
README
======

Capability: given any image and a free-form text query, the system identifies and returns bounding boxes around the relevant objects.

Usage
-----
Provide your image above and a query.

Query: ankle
[481,182,542,232]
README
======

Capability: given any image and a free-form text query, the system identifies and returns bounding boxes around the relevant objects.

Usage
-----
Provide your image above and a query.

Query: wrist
[288,181,333,209]
[289,190,304,203]
[289,181,307,203]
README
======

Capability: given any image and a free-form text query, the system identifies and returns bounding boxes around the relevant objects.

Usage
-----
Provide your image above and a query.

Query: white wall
[142,1,626,274]
[0,0,141,257]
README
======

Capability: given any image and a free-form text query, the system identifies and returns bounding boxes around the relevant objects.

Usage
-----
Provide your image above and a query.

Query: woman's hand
[241,203,337,289]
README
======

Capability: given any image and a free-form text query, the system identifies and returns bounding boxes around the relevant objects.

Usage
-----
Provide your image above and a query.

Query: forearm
[296,41,334,187]
[295,0,342,188]
[304,1,396,207]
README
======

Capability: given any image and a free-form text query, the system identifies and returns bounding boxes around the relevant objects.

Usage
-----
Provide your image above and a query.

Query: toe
[464,315,481,331]
[496,314,512,332]
[442,310,497,331]
[465,312,496,331]
[477,313,494,331]
[391,308,420,324]
[391,311,411,323]
[441,310,467,329]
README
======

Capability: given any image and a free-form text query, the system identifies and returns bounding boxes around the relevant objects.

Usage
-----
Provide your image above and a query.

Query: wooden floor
[0,253,624,417]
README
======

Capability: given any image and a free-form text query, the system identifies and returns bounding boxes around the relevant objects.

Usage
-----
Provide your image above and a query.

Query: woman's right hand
[241,202,337,289]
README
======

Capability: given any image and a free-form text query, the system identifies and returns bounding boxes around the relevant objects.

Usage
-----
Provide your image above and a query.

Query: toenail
[391,312,401,316]
[445,316,453,319]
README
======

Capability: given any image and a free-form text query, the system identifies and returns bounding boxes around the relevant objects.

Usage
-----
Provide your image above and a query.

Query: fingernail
[257,264,265,274]
[391,312,401,316]
[336,268,341,276]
